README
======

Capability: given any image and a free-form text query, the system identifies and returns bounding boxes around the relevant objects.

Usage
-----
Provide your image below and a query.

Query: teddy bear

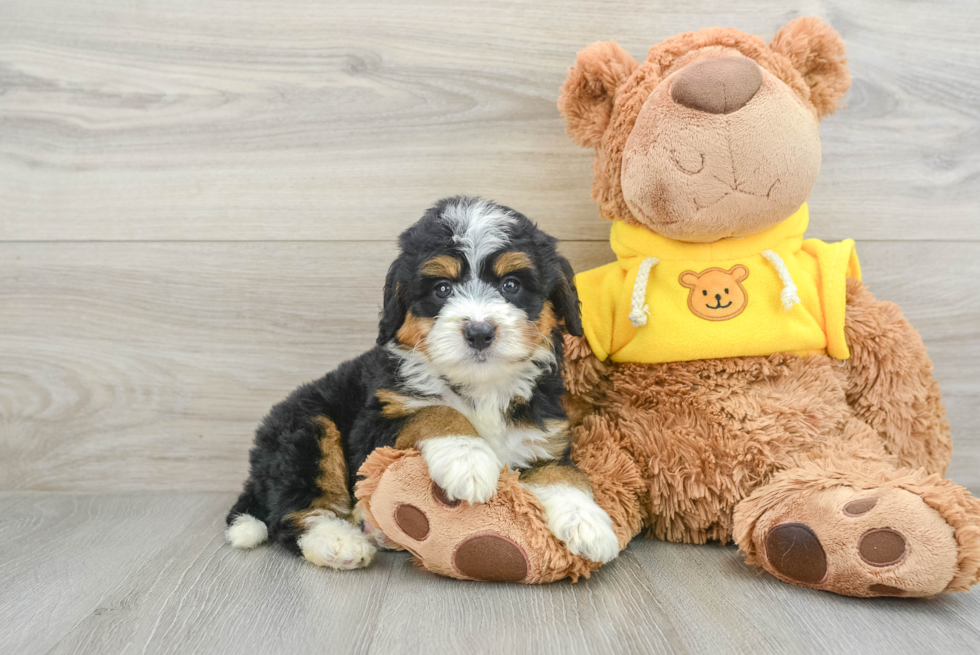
[356,17,980,597]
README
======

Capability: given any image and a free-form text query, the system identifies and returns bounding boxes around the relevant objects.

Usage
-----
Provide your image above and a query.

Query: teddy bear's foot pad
[356,449,599,583]
[764,523,827,585]
[452,534,529,582]
[754,487,957,597]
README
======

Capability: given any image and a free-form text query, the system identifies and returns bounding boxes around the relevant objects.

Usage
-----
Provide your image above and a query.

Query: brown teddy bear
[356,17,980,597]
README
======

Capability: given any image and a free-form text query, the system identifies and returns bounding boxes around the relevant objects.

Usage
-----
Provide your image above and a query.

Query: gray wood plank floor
[3,492,980,655]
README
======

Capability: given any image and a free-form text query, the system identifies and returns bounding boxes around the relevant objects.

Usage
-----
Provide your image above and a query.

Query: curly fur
[357,18,980,596]
[770,17,851,118]
[558,41,639,149]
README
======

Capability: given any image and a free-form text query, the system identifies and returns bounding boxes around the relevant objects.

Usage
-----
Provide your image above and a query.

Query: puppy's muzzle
[463,321,496,352]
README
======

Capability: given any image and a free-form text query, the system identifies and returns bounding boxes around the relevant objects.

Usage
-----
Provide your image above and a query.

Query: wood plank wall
[1,0,978,492]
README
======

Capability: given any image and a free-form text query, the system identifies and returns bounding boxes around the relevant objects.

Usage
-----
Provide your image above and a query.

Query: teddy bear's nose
[671,56,764,114]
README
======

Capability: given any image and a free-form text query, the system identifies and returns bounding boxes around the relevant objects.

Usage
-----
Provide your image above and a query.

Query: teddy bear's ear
[770,16,851,119]
[679,271,699,289]
[558,41,639,149]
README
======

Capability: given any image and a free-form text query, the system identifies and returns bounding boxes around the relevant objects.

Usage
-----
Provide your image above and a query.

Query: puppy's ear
[551,254,583,337]
[558,41,638,149]
[770,17,851,119]
[377,261,407,346]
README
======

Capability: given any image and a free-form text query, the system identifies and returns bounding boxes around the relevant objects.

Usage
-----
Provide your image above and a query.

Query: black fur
[378,196,582,343]
[228,197,582,555]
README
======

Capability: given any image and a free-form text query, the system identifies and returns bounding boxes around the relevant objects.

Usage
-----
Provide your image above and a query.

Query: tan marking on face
[493,251,534,277]
[536,301,558,344]
[395,405,478,449]
[519,462,590,490]
[420,255,461,279]
[678,265,749,321]
[284,416,352,527]
[396,312,434,351]
[521,301,558,350]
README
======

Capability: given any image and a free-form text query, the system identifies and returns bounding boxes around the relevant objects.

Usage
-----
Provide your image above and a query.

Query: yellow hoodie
[574,204,861,364]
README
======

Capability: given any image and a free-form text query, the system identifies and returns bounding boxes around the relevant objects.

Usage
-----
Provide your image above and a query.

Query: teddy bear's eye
[725,288,729,294]
[702,290,708,296]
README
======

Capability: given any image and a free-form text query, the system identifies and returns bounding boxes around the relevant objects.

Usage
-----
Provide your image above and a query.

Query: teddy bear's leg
[732,420,980,597]
[842,278,951,473]
[354,338,645,583]
[354,412,646,583]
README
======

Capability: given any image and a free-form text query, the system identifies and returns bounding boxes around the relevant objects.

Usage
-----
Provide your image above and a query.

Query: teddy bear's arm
[561,334,612,424]
[842,277,951,474]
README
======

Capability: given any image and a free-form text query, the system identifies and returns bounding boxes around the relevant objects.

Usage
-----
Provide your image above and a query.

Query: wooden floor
[2,492,979,655]
[2,0,980,653]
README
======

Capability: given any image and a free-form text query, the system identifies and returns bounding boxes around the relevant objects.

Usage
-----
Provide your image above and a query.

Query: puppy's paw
[525,483,620,564]
[420,436,501,504]
[225,514,268,549]
[297,513,377,570]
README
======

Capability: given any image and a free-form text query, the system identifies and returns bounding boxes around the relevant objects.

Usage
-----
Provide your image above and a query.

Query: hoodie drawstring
[628,257,659,327]
[761,249,801,310]
[628,250,799,329]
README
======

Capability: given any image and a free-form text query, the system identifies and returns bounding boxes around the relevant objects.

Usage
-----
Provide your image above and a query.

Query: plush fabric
[575,203,861,363]
[564,23,840,235]
[357,18,980,597]
[356,448,598,583]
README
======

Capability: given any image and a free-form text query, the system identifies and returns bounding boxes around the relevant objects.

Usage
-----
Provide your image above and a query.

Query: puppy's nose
[671,57,763,114]
[463,321,496,351]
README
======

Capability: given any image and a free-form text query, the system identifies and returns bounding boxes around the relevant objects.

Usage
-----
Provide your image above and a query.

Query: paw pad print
[760,488,954,597]
[376,465,531,582]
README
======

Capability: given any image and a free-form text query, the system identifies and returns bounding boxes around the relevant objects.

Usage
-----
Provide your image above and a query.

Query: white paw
[525,483,620,564]
[226,514,268,549]
[297,513,376,570]
[420,436,501,504]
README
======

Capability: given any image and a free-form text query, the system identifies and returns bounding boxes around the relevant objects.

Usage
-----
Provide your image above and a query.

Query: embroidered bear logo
[679,265,749,321]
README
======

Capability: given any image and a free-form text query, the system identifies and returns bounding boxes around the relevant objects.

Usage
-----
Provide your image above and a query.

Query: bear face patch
[679,265,749,321]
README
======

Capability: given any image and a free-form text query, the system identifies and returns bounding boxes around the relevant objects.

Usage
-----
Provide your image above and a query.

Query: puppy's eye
[500,278,521,295]
[433,281,453,299]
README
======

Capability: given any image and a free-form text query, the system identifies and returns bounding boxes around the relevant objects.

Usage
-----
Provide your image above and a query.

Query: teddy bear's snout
[671,56,763,115]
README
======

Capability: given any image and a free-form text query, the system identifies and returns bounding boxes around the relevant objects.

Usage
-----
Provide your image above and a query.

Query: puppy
[226,197,620,569]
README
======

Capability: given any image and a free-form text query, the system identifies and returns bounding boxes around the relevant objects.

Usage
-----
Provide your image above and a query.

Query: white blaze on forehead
[441,198,516,272]
[386,198,558,432]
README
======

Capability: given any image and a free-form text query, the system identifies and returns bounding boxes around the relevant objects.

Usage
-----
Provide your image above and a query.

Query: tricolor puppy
[226,197,620,569]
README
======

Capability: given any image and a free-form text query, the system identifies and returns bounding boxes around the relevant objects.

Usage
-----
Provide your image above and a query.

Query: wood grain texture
[0,492,222,654]
[1,0,979,242]
[2,241,978,492]
[1,492,979,655]
[630,539,980,654]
